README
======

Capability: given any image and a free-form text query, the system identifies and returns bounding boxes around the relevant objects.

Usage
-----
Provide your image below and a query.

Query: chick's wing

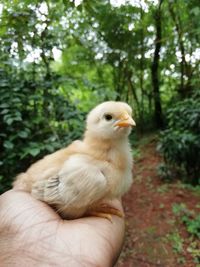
[32,154,108,217]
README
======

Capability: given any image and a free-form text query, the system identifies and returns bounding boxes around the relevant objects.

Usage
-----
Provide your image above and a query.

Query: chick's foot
[86,204,124,222]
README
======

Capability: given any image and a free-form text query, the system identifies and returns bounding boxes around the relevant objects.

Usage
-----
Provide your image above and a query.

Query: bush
[158,97,200,185]
[0,74,85,194]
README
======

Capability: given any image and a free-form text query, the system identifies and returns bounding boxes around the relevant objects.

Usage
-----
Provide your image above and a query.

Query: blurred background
[0,0,199,265]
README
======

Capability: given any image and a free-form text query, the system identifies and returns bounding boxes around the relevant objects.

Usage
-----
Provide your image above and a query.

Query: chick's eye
[104,114,113,121]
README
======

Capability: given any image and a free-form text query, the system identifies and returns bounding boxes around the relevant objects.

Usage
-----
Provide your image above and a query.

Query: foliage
[182,215,200,239]
[171,203,200,264]
[0,73,86,193]
[158,97,200,185]
[172,203,200,239]
[166,231,183,254]
[172,203,189,216]
[0,1,200,192]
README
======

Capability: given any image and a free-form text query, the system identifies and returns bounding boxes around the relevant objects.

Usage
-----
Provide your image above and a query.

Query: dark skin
[0,190,125,267]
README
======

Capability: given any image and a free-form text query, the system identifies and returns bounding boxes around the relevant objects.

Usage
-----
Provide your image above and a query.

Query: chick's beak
[115,113,136,127]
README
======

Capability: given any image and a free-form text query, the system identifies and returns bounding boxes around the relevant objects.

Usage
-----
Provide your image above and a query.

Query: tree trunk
[168,1,191,97]
[139,6,145,128]
[151,0,164,128]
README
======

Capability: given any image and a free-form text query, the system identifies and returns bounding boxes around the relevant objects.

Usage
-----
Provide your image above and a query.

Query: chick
[13,101,136,220]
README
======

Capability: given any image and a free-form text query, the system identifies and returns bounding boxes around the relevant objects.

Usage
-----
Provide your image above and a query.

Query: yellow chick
[13,101,136,220]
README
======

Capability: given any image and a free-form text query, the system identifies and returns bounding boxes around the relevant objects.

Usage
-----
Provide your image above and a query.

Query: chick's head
[86,101,136,140]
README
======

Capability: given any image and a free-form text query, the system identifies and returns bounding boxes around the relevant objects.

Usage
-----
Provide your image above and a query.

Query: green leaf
[29,148,41,157]
[18,131,28,138]
[3,141,14,149]
[6,118,13,125]
[1,108,9,114]
[191,7,200,16]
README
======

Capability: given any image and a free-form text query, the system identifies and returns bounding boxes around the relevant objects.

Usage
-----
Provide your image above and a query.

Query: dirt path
[116,136,200,267]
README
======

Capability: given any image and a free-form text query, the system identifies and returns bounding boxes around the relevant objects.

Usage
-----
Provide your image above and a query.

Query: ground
[116,135,200,267]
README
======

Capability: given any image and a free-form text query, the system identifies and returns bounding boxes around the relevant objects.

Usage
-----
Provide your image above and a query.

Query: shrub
[158,97,200,185]
[0,75,85,194]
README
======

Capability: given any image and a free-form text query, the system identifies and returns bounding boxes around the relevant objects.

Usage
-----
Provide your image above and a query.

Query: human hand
[0,190,125,267]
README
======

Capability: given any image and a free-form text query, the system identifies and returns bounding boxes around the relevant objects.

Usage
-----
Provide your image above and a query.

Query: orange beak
[114,113,136,127]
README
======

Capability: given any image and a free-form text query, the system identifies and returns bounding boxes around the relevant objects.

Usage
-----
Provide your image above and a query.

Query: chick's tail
[13,173,32,192]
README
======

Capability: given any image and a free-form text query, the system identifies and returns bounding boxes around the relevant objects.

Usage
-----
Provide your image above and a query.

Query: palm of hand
[0,190,125,267]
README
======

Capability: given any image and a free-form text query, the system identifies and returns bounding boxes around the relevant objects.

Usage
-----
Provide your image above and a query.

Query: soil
[116,135,200,267]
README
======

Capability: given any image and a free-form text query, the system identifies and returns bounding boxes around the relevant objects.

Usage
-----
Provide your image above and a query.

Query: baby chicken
[13,101,136,220]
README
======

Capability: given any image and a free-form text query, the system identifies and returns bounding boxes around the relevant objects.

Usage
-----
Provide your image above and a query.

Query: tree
[151,0,164,128]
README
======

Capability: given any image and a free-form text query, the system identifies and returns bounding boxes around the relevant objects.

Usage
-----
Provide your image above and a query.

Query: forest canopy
[0,0,200,192]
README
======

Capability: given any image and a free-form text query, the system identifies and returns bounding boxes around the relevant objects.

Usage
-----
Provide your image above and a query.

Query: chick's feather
[13,101,135,219]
